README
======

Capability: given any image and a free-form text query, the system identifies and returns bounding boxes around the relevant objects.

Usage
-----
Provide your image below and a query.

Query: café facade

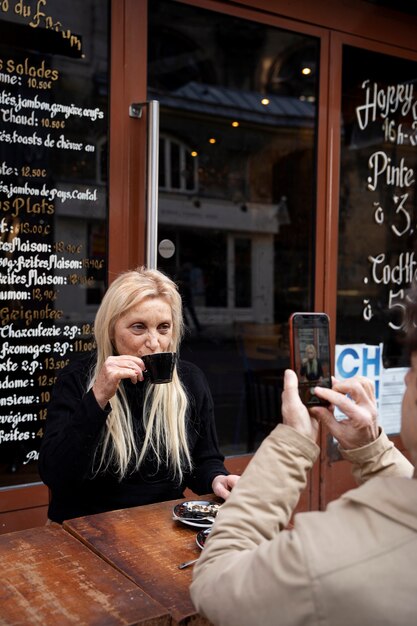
[1,0,417,531]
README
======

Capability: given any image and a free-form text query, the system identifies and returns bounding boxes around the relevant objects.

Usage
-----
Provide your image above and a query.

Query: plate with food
[172,500,220,528]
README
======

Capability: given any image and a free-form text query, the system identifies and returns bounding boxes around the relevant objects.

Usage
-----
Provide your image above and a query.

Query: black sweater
[39,354,227,523]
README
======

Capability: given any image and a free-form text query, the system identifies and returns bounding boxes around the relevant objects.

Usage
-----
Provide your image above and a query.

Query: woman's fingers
[104,355,145,383]
[93,356,146,407]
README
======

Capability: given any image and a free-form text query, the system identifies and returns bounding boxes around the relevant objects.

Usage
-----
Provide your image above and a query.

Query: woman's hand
[92,355,146,409]
[212,474,240,500]
[311,376,378,449]
[281,369,319,441]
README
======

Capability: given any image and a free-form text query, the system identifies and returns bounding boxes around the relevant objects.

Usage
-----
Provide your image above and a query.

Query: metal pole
[146,100,160,269]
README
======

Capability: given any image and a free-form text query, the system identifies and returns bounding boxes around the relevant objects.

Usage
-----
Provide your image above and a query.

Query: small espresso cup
[142,352,177,384]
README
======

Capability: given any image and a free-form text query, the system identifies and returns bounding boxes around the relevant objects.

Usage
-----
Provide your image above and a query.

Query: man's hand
[311,376,379,449]
[281,370,319,442]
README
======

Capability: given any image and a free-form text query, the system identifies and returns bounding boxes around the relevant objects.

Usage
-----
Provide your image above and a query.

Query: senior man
[191,302,417,625]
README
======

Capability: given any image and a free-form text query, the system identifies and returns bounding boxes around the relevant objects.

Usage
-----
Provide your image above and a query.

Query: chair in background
[235,323,288,452]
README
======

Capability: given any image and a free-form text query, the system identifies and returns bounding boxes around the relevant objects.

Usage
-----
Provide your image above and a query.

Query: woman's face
[112,296,173,357]
[306,346,315,360]
[401,352,417,463]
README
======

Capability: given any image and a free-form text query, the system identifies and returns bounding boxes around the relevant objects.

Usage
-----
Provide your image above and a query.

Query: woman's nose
[145,330,160,350]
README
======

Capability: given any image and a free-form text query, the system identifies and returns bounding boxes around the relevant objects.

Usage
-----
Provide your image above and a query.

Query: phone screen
[289,313,332,406]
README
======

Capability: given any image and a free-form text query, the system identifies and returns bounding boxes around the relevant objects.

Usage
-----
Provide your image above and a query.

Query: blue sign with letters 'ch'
[335,344,381,401]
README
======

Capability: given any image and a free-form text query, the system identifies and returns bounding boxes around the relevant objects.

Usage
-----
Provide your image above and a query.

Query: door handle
[129,100,160,269]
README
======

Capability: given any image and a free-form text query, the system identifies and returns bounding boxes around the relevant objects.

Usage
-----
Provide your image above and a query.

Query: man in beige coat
[191,312,417,624]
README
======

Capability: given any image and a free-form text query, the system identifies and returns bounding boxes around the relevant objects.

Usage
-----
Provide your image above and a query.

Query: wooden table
[63,497,216,625]
[0,524,169,625]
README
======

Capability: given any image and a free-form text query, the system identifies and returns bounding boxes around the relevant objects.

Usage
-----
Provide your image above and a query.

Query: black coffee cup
[142,352,177,384]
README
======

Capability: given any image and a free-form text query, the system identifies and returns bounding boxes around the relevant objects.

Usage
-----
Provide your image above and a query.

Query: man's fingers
[315,378,372,410]
[331,377,374,402]
[283,369,299,389]
[313,385,363,420]
[310,405,341,435]
[282,370,299,404]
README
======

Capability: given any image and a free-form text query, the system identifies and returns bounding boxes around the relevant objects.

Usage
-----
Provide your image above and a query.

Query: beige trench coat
[191,424,416,626]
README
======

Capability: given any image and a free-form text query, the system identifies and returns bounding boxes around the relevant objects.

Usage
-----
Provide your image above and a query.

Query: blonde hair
[88,266,191,480]
[305,344,317,358]
[303,344,319,375]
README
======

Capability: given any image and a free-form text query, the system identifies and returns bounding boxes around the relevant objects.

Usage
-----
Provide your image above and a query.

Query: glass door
[148,0,321,453]
[336,45,417,435]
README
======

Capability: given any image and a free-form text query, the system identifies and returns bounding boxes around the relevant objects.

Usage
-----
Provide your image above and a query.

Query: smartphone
[289,312,332,406]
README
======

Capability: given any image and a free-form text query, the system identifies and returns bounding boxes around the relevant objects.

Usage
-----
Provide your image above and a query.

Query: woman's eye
[158,324,171,333]
[131,324,145,332]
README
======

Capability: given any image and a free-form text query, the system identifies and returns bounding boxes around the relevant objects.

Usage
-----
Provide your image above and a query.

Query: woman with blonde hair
[39,267,238,523]
[300,343,324,382]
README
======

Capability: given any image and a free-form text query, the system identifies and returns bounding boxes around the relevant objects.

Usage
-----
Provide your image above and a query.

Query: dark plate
[196,527,212,550]
[172,500,220,528]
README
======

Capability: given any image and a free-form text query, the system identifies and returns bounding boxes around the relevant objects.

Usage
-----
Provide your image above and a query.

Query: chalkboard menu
[337,46,417,430]
[0,1,109,486]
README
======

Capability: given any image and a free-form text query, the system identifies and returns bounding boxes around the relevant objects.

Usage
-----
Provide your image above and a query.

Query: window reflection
[159,135,198,192]
[149,1,319,452]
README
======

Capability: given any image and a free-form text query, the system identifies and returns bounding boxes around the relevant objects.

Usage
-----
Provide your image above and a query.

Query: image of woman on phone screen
[300,344,324,382]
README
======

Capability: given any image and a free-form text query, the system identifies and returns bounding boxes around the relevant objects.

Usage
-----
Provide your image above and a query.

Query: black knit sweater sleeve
[38,354,110,490]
